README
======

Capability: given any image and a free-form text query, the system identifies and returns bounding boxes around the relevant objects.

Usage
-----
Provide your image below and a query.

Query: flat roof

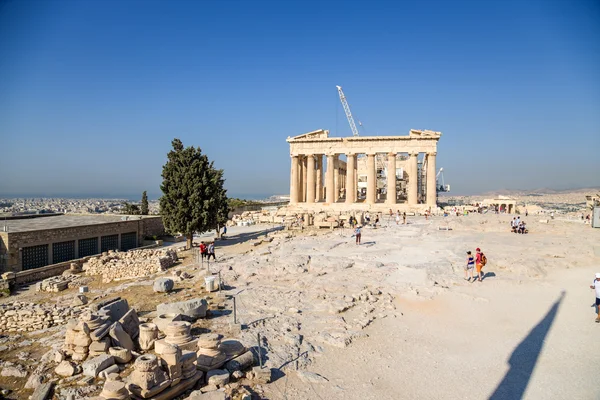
[1,215,158,233]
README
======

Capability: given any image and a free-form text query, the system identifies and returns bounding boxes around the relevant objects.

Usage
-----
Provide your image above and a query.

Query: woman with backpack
[476,247,487,282]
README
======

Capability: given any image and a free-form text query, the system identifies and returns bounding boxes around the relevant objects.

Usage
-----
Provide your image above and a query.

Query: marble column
[353,156,358,202]
[306,155,315,203]
[345,153,355,204]
[326,154,335,204]
[426,152,437,206]
[333,155,340,202]
[366,153,376,204]
[290,155,299,204]
[302,156,308,202]
[297,156,303,203]
[315,155,323,202]
[408,152,418,205]
[386,152,396,205]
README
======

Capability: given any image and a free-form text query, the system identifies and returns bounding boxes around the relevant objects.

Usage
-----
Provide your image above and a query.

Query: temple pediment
[409,129,442,138]
[287,129,330,141]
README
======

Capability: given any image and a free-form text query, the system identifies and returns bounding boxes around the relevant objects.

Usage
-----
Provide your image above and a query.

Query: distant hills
[480,187,600,197]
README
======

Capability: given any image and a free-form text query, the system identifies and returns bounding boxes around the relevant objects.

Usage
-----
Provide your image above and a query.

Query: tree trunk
[216,224,221,239]
[186,233,193,249]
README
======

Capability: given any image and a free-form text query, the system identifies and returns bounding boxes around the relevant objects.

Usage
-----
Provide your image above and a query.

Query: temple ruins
[287,128,442,212]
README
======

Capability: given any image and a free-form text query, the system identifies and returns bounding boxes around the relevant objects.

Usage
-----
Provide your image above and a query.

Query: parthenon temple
[287,128,442,212]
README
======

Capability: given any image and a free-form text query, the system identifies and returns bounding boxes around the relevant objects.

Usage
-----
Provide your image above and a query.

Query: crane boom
[336,85,360,137]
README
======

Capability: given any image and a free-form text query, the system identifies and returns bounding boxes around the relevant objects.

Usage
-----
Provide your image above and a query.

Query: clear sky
[1,0,599,199]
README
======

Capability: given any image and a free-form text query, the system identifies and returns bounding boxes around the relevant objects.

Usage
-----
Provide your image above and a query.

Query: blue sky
[1,0,599,199]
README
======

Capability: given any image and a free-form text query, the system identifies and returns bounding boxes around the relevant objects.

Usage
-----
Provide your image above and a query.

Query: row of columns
[290,152,437,206]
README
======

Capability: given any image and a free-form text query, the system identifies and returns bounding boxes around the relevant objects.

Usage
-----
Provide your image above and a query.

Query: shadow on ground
[489,291,565,400]
[212,226,284,248]
[482,271,497,281]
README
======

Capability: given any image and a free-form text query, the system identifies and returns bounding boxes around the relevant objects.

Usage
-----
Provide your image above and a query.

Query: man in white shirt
[590,273,600,323]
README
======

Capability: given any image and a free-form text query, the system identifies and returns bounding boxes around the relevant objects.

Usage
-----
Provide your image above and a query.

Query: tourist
[475,247,486,282]
[375,214,380,226]
[518,221,527,234]
[395,212,400,225]
[511,217,517,233]
[550,211,555,219]
[465,251,475,281]
[403,212,407,224]
[222,225,227,238]
[365,212,371,224]
[590,273,600,323]
[525,209,528,217]
[207,241,216,261]
[199,241,207,260]
[354,225,362,245]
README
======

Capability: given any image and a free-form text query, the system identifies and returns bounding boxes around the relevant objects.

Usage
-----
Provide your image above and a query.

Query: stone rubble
[0,301,82,333]
[83,249,178,283]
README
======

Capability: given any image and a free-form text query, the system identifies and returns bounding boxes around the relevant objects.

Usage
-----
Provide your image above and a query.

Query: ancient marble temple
[287,128,442,211]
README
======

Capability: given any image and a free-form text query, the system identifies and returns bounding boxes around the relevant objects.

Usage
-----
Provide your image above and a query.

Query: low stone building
[480,196,516,213]
[0,214,164,273]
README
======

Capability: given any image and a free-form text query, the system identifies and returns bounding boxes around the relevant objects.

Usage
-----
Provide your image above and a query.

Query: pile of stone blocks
[83,249,178,283]
[49,293,262,400]
[36,276,70,292]
[0,301,81,333]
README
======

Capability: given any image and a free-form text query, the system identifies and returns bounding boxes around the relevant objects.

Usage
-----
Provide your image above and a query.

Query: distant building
[0,214,164,273]
[480,195,516,213]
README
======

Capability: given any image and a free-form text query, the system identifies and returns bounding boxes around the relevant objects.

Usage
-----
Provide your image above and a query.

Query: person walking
[465,251,475,281]
[475,247,486,282]
[590,273,600,323]
[395,212,400,225]
[403,212,407,225]
[354,225,362,245]
[199,241,207,260]
[207,241,216,261]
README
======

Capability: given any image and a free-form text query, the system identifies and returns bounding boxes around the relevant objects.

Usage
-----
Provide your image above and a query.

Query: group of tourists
[465,247,487,282]
[389,209,407,225]
[510,217,528,234]
[199,241,216,260]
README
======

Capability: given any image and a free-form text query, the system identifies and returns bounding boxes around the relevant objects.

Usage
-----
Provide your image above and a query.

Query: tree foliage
[122,202,140,215]
[141,191,149,215]
[227,198,261,209]
[159,138,229,248]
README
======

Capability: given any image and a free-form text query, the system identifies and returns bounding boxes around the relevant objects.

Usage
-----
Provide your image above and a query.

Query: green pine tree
[141,191,149,215]
[211,169,230,238]
[122,202,140,215]
[159,138,228,249]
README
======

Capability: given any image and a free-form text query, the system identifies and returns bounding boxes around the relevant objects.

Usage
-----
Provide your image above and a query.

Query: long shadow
[489,291,565,400]
[212,226,284,248]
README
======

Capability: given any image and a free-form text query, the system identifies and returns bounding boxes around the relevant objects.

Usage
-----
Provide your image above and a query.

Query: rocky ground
[1,203,599,399]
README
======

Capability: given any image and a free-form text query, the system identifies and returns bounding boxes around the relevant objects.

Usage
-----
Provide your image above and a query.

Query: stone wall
[13,255,95,285]
[0,232,7,271]
[140,216,165,238]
